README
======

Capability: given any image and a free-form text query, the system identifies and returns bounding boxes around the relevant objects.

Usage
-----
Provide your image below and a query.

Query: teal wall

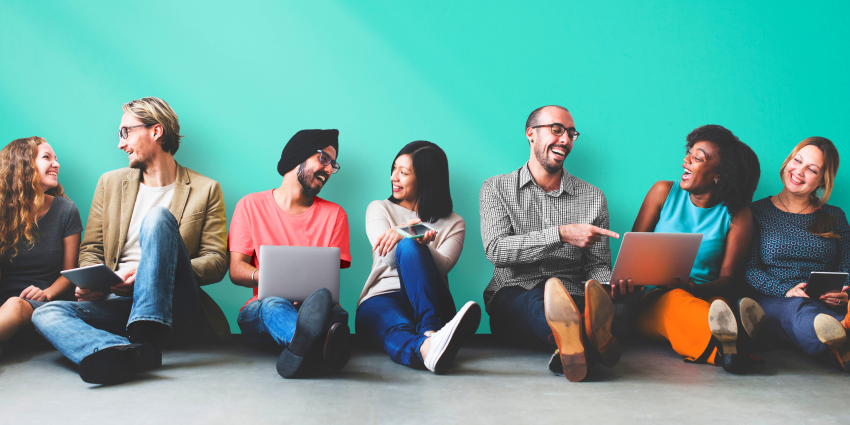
[1,1,847,333]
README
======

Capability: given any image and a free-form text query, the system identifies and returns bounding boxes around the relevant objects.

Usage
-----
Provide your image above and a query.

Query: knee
[1,297,31,320]
[140,207,175,232]
[395,238,422,260]
[31,302,70,327]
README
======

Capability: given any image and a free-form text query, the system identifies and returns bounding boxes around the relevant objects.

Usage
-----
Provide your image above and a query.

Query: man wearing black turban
[228,129,352,378]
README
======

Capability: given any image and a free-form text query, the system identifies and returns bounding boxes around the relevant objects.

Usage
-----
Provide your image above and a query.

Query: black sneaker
[276,288,332,378]
[322,322,351,373]
[78,343,162,385]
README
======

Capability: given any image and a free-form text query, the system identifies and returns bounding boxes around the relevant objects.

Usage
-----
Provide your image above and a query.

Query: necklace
[777,194,810,214]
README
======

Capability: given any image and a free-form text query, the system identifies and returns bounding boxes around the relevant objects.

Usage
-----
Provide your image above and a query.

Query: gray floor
[1,337,848,425]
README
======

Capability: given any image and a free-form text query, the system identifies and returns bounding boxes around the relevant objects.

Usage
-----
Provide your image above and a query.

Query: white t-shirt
[115,182,176,278]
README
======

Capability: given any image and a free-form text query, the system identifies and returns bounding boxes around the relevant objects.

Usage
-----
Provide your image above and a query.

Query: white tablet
[61,264,123,293]
[607,232,703,286]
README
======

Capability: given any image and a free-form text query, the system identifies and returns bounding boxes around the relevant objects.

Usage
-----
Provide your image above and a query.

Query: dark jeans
[238,296,348,349]
[489,284,585,351]
[759,296,845,359]
[355,238,456,368]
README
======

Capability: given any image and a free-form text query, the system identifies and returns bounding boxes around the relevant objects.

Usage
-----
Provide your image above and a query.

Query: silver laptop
[258,245,341,304]
[606,232,703,286]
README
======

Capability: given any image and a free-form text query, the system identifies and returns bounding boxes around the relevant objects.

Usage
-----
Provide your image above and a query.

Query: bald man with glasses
[480,105,633,382]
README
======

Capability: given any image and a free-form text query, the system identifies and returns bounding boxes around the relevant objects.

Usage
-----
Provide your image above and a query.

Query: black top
[0,196,83,302]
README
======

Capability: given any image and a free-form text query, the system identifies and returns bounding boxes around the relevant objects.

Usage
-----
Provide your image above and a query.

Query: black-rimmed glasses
[532,123,580,142]
[316,150,341,174]
[119,124,154,139]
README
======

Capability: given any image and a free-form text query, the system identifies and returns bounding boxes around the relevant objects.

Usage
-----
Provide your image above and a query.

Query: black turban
[277,129,340,176]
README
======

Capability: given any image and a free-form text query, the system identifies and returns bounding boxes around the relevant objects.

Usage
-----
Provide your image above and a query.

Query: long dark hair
[779,137,840,239]
[387,141,453,223]
[685,125,760,217]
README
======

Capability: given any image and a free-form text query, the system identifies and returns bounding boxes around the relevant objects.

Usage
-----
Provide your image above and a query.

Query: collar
[519,163,574,196]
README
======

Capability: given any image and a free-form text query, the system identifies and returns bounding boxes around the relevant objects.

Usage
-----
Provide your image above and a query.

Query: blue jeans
[32,207,203,364]
[489,284,585,351]
[238,297,348,349]
[355,238,456,368]
[759,296,845,358]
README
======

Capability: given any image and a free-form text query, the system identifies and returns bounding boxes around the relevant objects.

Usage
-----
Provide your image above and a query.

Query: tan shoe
[544,278,587,382]
[815,313,850,372]
[584,279,620,368]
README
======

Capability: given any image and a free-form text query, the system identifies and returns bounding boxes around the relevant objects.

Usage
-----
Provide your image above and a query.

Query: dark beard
[296,162,322,196]
[535,144,567,174]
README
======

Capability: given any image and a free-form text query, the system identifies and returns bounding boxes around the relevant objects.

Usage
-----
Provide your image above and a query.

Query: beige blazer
[79,163,230,342]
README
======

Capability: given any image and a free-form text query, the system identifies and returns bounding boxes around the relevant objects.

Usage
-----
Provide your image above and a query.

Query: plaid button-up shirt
[479,163,613,310]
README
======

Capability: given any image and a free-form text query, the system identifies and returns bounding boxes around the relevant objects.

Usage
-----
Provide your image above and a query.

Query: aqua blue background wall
[1,1,847,333]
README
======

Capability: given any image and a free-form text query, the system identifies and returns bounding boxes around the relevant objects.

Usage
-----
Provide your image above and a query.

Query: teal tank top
[654,181,732,284]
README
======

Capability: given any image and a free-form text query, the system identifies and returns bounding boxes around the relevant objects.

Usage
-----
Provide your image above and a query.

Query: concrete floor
[1,337,848,425]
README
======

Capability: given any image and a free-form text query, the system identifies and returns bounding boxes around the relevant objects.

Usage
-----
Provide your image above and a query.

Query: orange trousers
[637,288,726,365]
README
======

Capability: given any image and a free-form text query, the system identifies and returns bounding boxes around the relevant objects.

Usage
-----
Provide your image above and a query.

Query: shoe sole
[277,289,332,379]
[544,278,587,382]
[79,344,161,385]
[323,322,351,373]
[738,297,765,339]
[815,314,847,347]
[584,279,620,368]
[433,301,481,374]
[708,300,738,356]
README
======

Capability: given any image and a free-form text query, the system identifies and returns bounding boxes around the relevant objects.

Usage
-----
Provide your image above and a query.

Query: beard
[296,162,325,196]
[129,155,149,171]
[534,141,569,174]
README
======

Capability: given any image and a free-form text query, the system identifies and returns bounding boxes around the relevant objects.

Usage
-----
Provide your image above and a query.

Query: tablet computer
[607,232,703,286]
[61,264,123,293]
[805,272,848,299]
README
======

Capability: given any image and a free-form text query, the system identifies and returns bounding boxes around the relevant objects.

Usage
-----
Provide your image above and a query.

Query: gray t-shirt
[0,196,83,302]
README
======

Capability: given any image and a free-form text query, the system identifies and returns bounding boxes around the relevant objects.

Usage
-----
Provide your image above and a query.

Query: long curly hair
[0,137,65,259]
[780,137,840,239]
[686,125,761,217]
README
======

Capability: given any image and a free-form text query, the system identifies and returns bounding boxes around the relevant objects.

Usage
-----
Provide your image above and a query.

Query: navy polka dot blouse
[745,197,850,298]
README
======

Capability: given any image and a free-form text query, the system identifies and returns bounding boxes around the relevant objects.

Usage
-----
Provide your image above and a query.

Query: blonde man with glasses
[480,105,633,382]
[33,97,230,385]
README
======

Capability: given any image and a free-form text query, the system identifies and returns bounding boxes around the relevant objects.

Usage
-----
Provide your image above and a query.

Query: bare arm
[631,181,673,232]
[689,206,754,298]
[229,252,257,288]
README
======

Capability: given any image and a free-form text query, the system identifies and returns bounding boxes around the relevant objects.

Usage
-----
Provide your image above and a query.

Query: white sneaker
[423,301,481,374]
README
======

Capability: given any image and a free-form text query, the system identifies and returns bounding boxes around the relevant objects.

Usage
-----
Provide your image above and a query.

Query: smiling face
[527,107,574,174]
[35,142,60,191]
[296,146,336,196]
[782,144,824,198]
[117,113,162,170]
[681,140,721,194]
[390,154,418,207]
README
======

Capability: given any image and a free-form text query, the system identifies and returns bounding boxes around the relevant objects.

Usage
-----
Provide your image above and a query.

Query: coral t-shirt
[228,190,351,309]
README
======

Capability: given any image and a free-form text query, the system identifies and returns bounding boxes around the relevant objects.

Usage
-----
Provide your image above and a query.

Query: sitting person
[356,141,480,374]
[229,129,352,378]
[0,137,82,353]
[629,125,763,373]
[744,137,849,371]
[480,105,623,382]
[32,97,230,384]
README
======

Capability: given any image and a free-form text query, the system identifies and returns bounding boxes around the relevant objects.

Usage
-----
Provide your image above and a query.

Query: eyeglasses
[119,124,153,139]
[531,123,580,142]
[316,150,341,174]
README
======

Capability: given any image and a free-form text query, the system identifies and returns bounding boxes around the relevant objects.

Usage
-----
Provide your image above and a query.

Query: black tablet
[805,272,849,299]
[61,264,123,293]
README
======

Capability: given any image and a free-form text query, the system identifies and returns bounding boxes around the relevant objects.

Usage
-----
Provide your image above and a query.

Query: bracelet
[251,269,258,285]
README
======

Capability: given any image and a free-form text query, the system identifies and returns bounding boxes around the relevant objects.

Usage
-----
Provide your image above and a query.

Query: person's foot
[423,301,481,374]
[78,343,162,385]
[584,279,620,368]
[737,297,765,339]
[544,278,588,382]
[708,300,742,374]
[276,289,332,379]
[814,313,850,372]
[322,322,351,373]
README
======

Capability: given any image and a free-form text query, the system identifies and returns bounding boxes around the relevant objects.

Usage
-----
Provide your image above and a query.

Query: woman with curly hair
[0,137,82,352]
[616,125,764,373]
[745,137,850,371]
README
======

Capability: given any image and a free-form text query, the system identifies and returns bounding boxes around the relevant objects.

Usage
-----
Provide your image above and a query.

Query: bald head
[526,105,570,130]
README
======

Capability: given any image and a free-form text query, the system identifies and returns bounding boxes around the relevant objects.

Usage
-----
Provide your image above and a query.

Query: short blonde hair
[122,97,183,154]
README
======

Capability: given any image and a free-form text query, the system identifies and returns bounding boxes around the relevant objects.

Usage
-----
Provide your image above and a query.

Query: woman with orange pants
[615,125,764,373]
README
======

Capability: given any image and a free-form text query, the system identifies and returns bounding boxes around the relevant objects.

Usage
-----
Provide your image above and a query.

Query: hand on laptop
[558,224,619,249]
[610,279,642,299]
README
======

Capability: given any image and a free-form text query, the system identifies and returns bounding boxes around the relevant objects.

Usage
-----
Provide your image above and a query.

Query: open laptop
[258,245,341,304]
[605,232,703,286]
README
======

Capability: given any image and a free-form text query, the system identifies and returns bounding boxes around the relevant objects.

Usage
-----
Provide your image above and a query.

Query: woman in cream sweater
[355,141,480,374]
